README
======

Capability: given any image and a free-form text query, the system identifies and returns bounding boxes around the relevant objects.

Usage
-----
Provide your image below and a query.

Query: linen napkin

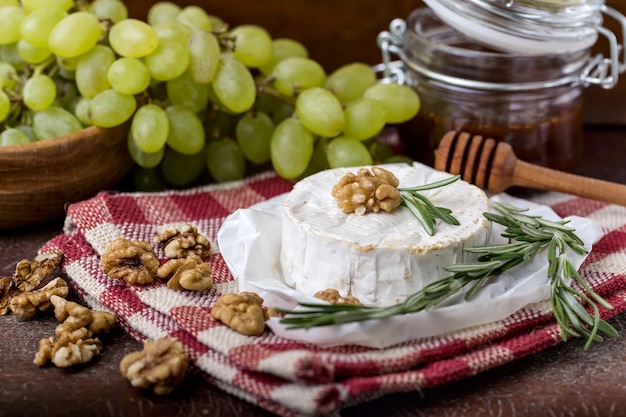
[40,170,626,416]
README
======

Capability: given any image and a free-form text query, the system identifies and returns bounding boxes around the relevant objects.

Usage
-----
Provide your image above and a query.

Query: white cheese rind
[280,163,491,307]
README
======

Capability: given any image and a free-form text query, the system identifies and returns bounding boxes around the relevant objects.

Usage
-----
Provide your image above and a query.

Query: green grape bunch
[0,0,421,186]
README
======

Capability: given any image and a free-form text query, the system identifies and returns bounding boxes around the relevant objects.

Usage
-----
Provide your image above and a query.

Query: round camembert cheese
[279,162,492,307]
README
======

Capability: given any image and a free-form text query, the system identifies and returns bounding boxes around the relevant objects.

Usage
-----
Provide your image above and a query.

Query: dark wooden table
[2,126,626,417]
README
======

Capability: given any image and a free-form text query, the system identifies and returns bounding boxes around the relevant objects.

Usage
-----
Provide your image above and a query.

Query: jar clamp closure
[377,1,626,174]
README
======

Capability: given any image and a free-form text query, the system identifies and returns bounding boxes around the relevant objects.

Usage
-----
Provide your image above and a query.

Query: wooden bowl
[0,124,133,230]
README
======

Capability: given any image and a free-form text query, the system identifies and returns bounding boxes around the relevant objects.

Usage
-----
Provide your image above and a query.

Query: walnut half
[119,337,189,395]
[101,238,159,285]
[154,224,211,259]
[332,167,401,216]
[157,255,213,291]
[210,292,269,336]
[9,277,69,320]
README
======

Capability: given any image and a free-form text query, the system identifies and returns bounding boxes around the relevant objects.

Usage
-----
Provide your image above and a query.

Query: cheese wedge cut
[279,162,492,307]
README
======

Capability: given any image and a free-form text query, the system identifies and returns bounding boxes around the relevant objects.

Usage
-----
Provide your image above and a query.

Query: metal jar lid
[377,0,626,89]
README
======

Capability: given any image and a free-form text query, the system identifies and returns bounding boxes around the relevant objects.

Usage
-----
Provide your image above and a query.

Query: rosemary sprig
[278,201,618,349]
[398,175,461,236]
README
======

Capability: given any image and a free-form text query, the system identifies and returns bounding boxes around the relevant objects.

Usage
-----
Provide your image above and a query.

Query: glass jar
[377,4,626,173]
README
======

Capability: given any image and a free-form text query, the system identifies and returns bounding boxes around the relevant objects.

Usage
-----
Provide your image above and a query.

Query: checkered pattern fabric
[40,171,626,416]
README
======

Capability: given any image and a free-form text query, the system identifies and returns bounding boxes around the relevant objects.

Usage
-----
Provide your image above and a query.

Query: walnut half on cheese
[279,162,491,307]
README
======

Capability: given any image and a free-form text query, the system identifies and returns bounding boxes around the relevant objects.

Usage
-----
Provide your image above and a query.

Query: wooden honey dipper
[434,131,626,206]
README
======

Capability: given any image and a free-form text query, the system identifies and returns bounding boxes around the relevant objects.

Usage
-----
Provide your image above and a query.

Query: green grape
[259,37,308,74]
[230,24,274,69]
[19,6,67,48]
[109,18,158,58]
[147,1,181,25]
[363,82,421,124]
[0,6,26,45]
[88,89,137,128]
[0,61,17,89]
[0,90,11,122]
[166,71,210,112]
[75,45,115,98]
[144,39,189,82]
[326,136,373,168]
[152,20,192,46]
[108,57,151,95]
[325,62,377,104]
[16,39,51,64]
[187,30,220,84]
[300,137,330,178]
[127,132,165,168]
[0,127,31,146]
[209,15,226,31]
[295,87,344,138]
[23,73,57,111]
[55,78,78,109]
[71,96,92,125]
[131,103,169,153]
[235,111,273,164]
[161,145,206,186]
[0,44,24,71]
[32,106,82,140]
[48,11,102,58]
[176,5,212,31]
[270,117,314,179]
[211,57,256,114]
[57,54,80,72]
[22,0,73,11]
[271,57,326,97]
[343,98,387,141]
[87,0,128,24]
[206,137,246,182]
[15,124,37,142]
[165,105,205,155]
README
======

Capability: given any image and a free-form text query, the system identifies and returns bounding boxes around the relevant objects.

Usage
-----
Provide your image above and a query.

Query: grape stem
[256,79,295,107]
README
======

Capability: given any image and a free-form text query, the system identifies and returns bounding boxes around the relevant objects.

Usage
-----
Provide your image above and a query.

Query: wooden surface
[1,126,626,417]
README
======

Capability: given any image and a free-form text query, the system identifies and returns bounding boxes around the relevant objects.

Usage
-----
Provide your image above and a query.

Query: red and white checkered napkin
[40,171,626,417]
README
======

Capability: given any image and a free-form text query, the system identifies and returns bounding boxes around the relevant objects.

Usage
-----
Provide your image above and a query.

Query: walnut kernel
[154,224,211,259]
[9,277,69,320]
[119,337,189,395]
[12,252,63,292]
[34,328,103,368]
[332,167,401,216]
[157,255,213,291]
[0,277,17,316]
[314,288,363,306]
[101,238,159,285]
[210,292,269,336]
[34,296,116,367]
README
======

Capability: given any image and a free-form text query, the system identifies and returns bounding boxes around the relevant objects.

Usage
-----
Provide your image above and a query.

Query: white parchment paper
[217,193,603,348]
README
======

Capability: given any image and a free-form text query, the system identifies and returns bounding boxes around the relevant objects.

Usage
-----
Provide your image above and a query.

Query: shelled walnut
[154,224,211,259]
[34,328,103,368]
[332,167,401,216]
[12,252,64,292]
[101,238,159,285]
[314,288,363,306]
[9,277,69,320]
[51,295,116,336]
[210,292,269,336]
[34,295,116,368]
[0,277,17,316]
[157,255,213,291]
[119,337,189,395]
